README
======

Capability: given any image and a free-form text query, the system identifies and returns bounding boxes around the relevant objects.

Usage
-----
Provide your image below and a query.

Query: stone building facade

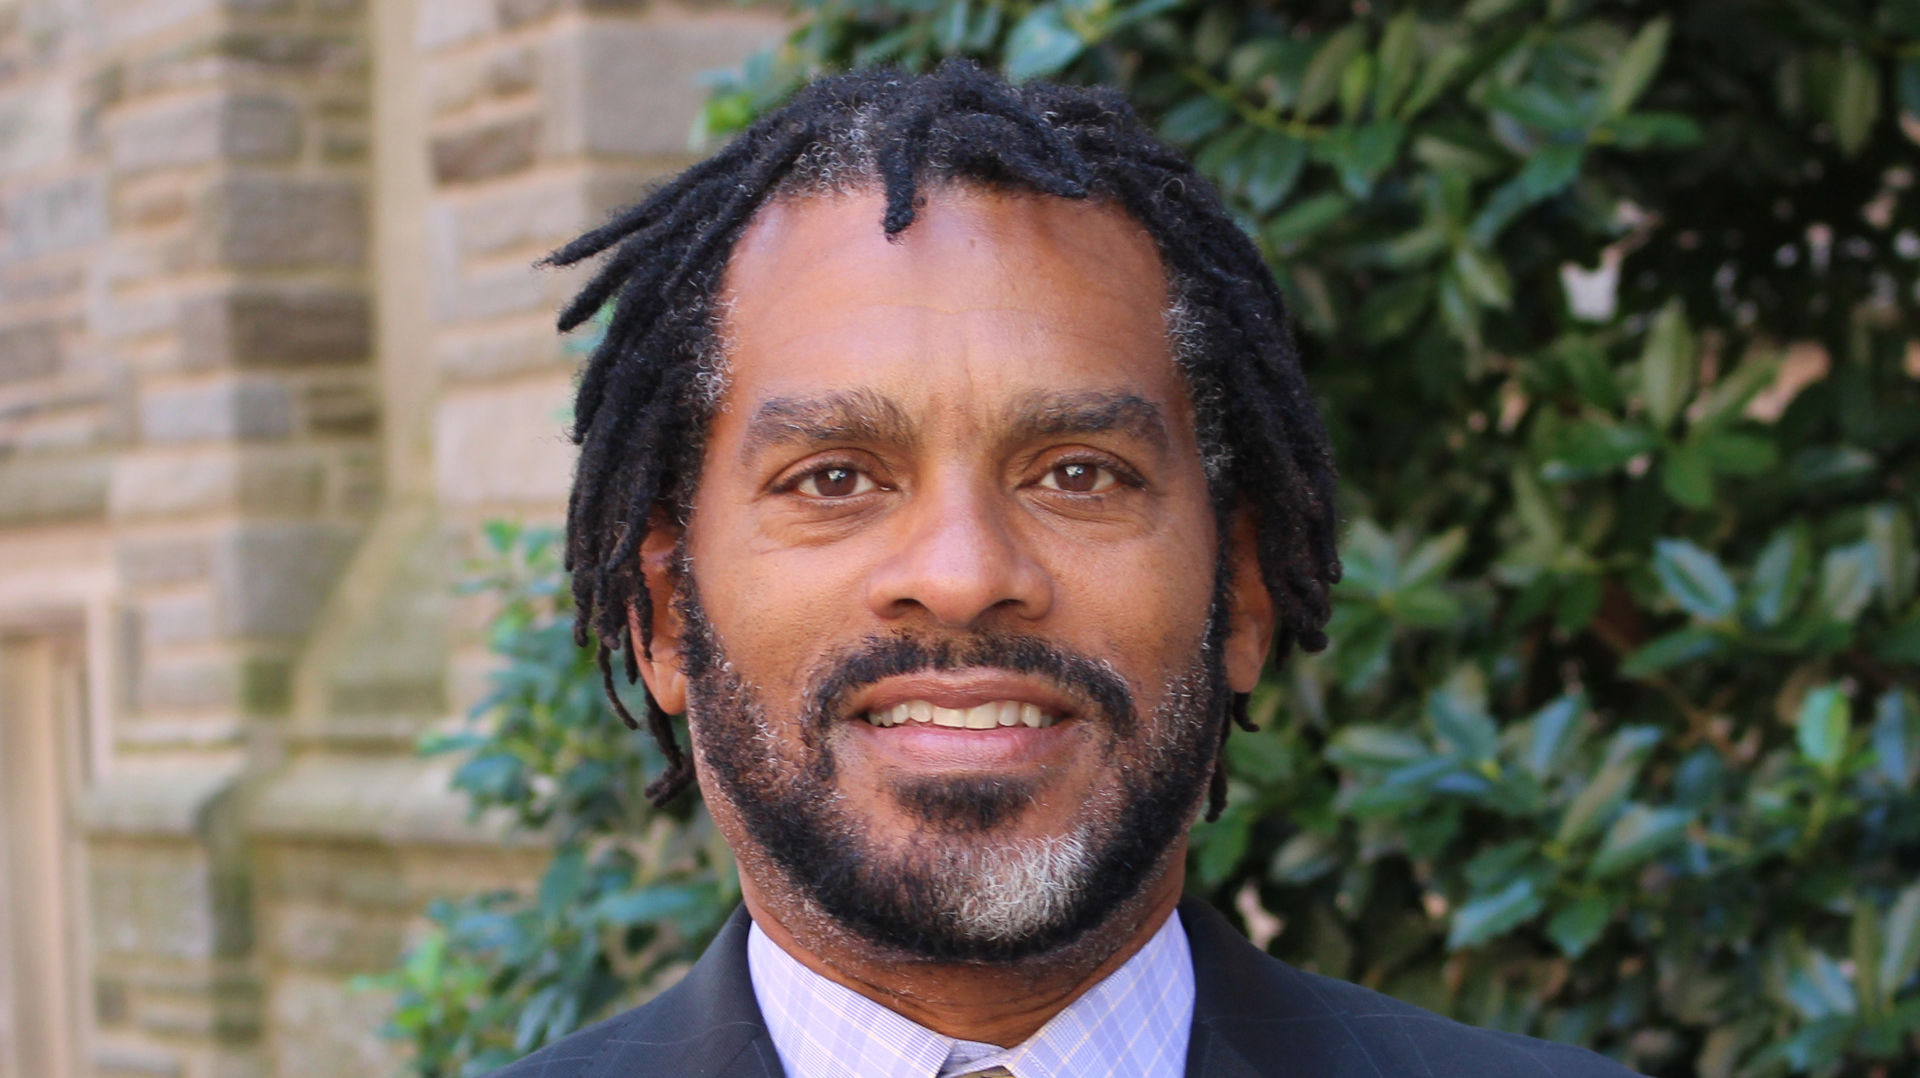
[0,0,783,1074]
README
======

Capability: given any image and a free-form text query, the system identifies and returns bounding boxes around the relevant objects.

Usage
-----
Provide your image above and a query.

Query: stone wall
[0,0,783,1074]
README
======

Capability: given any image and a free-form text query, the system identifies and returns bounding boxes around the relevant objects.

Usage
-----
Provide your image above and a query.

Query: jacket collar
[580,897,1286,1078]
[581,905,784,1078]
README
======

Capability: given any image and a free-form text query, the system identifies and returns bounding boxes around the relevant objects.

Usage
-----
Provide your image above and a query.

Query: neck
[741,850,1187,1046]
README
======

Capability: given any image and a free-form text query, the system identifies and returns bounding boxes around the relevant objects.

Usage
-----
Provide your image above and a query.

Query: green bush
[375,3,1920,1075]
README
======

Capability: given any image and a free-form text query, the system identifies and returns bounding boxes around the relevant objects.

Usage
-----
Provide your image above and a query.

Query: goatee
[676,579,1229,963]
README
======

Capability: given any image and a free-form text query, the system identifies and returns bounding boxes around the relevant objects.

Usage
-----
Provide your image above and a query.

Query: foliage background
[366,1,1920,1075]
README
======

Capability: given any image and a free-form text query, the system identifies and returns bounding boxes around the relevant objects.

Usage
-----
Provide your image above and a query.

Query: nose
[864,473,1053,628]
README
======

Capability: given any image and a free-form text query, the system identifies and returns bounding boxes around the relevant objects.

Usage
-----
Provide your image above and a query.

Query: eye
[793,464,878,498]
[1038,461,1117,494]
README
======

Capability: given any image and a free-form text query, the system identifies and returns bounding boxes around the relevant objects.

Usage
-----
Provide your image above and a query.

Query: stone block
[110,448,326,519]
[178,289,371,369]
[498,0,645,28]
[96,0,221,48]
[117,534,213,586]
[417,0,498,51]
[487,45,537,97]
[435,322,567,383]
[430,113,539,184]
[426,55,485,119]
[117,172,195,227]
[205,176,366,268]
[134,653,242,712]
[211,521,359,638]
[267,973,404,1078]
[139,376,295,443]
[0,452,110,526]
[258,842,407,907]
[540,11,784,160]
[211,29,367,76]
[0,321,62,383]
[140,592,217,648]
[299,377,379,436]
[3,173,108,258]
[433,376,575,507]
[86,841,225,960]
[266,903,405,971]
[110,93,300,173]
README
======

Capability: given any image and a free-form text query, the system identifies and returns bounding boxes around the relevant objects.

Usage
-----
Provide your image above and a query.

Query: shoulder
[1179,899,1642,1078]
[486,907,779,1078]
[486,1006,647,1078]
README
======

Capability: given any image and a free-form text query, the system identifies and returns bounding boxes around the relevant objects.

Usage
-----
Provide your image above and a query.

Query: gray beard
[677,580,1228,961]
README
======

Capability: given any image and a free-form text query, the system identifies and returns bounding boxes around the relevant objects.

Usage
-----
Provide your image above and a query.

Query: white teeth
[864,699,1058,729]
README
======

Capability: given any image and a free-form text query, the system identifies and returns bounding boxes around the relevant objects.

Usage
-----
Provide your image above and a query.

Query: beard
[676,575,1230,964]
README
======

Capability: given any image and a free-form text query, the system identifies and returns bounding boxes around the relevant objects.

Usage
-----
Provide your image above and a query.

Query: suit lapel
[1180,895,1375,1078]
[583,907,785,1078]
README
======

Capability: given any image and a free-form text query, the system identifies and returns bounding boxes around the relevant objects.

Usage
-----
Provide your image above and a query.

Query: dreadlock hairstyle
[548,60,1341,821]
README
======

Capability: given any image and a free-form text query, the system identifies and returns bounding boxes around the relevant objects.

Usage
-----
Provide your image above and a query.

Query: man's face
[643,185,1272,961]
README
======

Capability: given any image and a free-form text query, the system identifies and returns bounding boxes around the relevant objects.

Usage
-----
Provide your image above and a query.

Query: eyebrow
[739,387,1169,461]
[1012,390,1169,453]
[742,389,916,460]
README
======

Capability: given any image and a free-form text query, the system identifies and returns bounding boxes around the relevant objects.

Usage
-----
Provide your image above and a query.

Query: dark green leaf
[1796,684,1850,772]
[1640,299,1694,430]
[1659,444,1714,508]
[1243,131,1307,213]
[932,0,969,53]
[1590,804,1690,877]
[1452,244,1512,309]
[1328,724,1430,769]
[1297,25,1368,118]
[1880,884,1920,998]
[1691,431,1778,476]
[1428,671,1497,761]
[1160,94,1233,144]
[1901,59,1920,118]
[1263,192,1352,249]
[1620,627,1723,677]
[1606,110,1703,148]
[1602,17,1671,117]
[1271,830,1343,884]
[1320,120,1406,198]
[1866,505,1917,609]
[1004,6,1083,82]
[1399,42,1471,119]
[1653,538,1738,621]
[1541,420,1657,480]
[1447,878,1544,949]
[1748,524,1813,628]
[1373,13,1419,117]
[1191,4,1237,68]
[1547,896,1613,958]
[1816,542,1878,622]
[1522,694,1585,779]
[1556,755,1643,846]
[1872,690,1919,785]
[1828,47,1881,156]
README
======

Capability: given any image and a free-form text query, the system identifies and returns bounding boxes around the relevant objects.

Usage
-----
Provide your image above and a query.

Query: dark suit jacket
[491,898,1641,1077]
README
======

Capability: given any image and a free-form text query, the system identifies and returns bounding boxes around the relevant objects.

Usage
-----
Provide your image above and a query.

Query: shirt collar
[747,911,1194,1078]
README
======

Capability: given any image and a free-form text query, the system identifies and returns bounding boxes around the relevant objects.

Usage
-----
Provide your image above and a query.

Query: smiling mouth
[864,700,1061,730]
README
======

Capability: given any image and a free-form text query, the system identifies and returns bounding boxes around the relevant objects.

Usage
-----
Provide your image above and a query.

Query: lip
[845,670,1083,723]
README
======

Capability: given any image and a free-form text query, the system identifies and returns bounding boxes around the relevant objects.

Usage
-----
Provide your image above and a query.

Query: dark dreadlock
[548,61,1341,821]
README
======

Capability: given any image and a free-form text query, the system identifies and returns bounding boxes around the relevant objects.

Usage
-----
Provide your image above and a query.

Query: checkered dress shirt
[747,911,1193,1078]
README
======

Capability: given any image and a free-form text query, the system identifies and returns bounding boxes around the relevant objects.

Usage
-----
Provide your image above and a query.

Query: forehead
[714,185,1185,421]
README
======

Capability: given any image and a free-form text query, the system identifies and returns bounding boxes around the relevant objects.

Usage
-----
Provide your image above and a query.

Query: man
[496,63,1638,1078]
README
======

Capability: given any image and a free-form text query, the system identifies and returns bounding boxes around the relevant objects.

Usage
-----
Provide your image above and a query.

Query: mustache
[802,632,1137,738]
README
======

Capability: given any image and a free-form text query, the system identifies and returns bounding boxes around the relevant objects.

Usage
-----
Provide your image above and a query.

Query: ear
[628,516,689,715]
[1222,508,1276,694]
